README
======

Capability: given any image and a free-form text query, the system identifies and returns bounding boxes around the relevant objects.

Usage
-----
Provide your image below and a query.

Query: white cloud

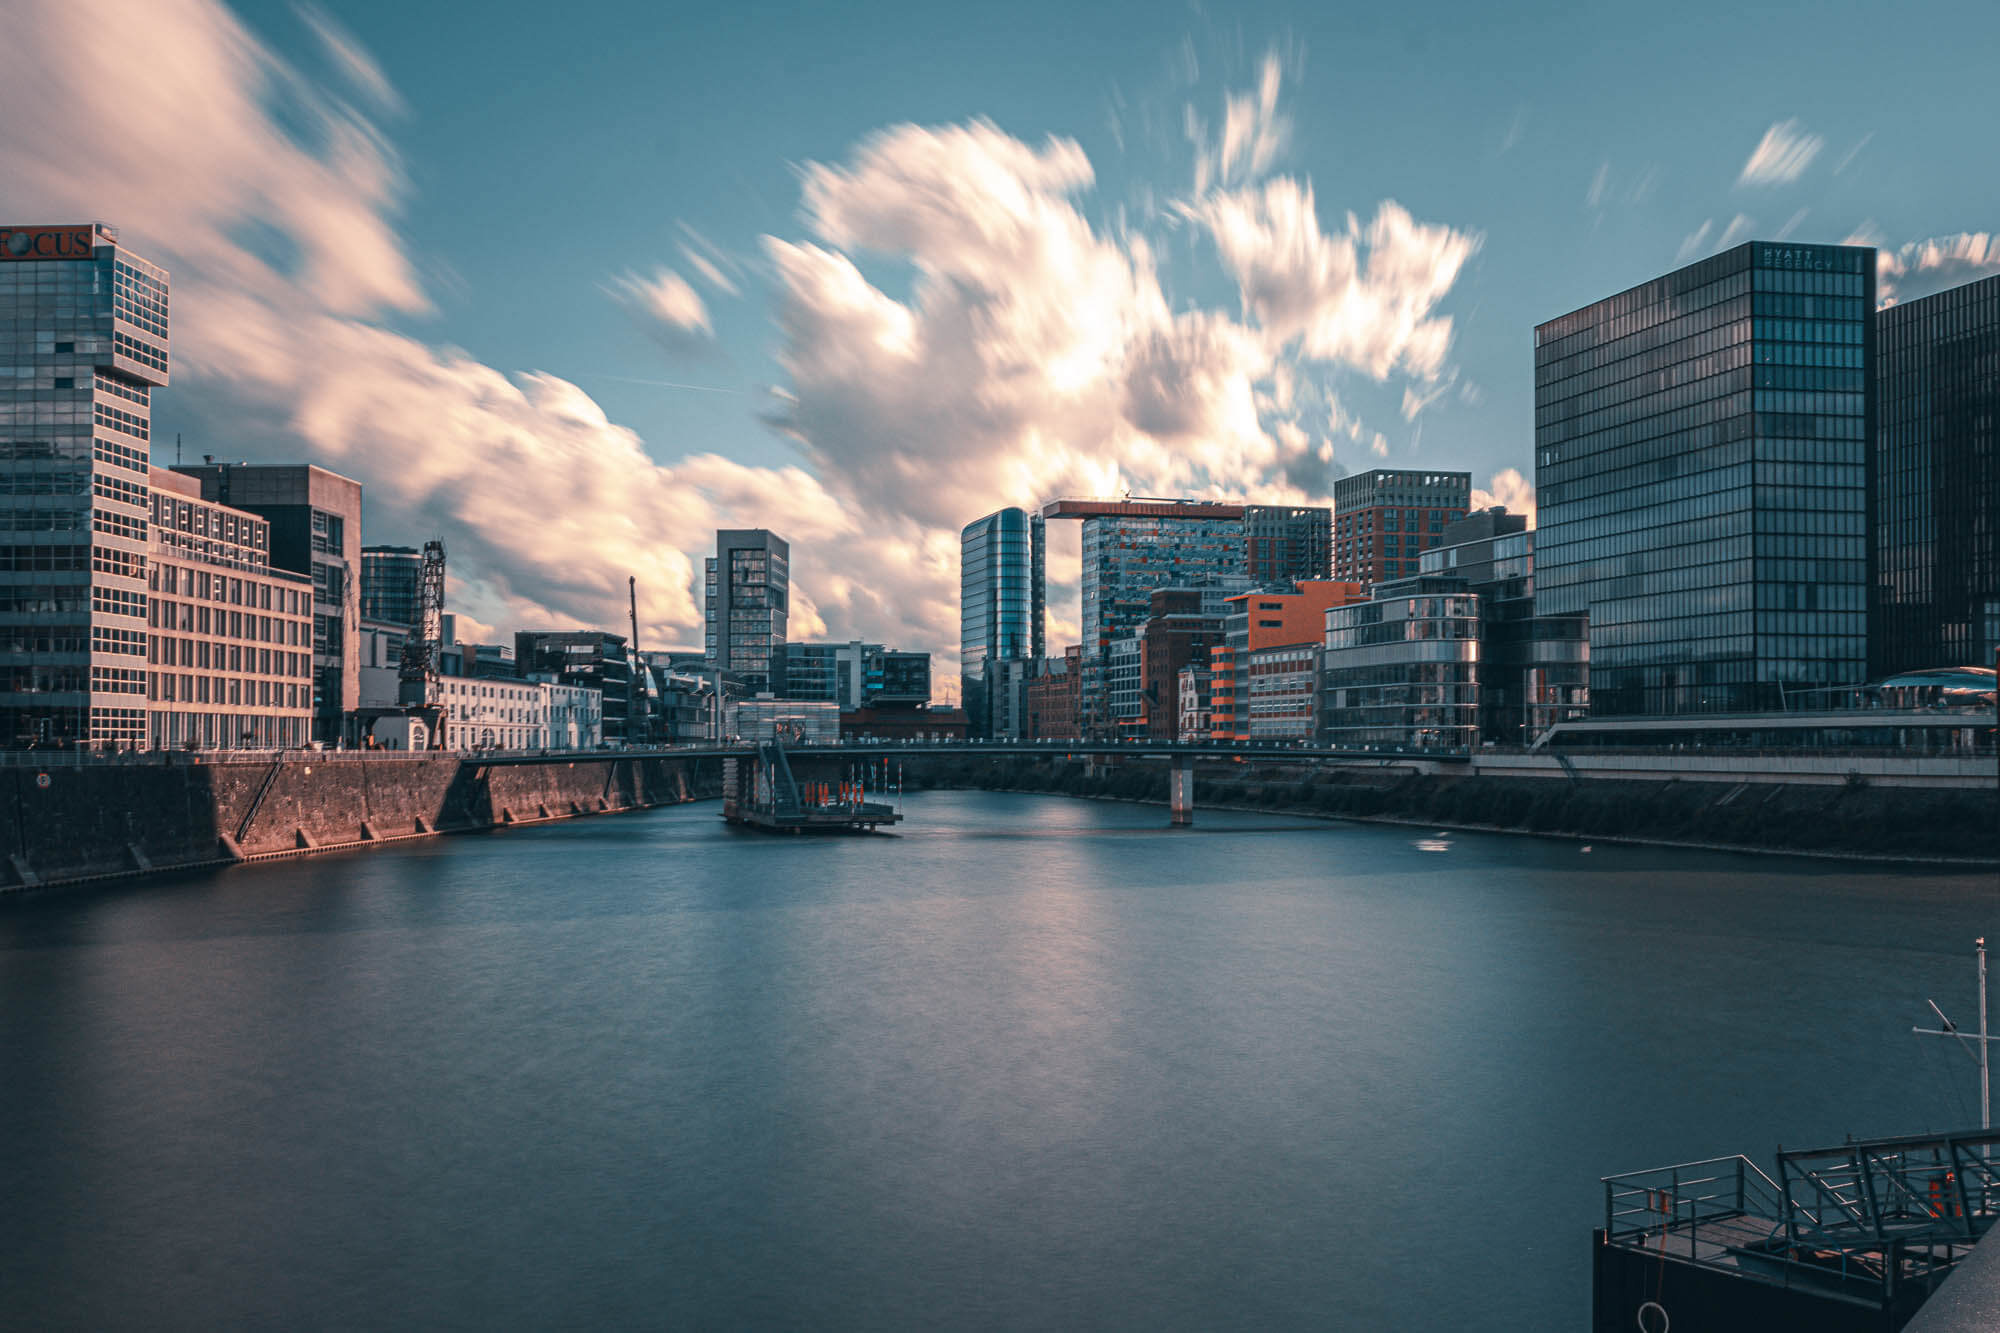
[1471,468,1534,526]
[609,268,711,344]
[1738,118,1822,185]
[1186,179,1480,380]
[0,0,1485,676]
[1585,163,1609,209]
[1875,231,2000,305]
[1832,132,1873,175]
[294,3,402,116]
[1190,53,1289,194]
[1676,219,1714,262]
[1774,208,1809,241]
[1717,214,1757,249]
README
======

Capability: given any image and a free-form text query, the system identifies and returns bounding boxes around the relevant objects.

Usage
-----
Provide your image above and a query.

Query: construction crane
[397,540,448,747]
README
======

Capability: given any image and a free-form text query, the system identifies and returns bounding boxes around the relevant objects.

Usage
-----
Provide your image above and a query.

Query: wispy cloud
[1738,118,1822,185]
[1832,132,1873,175]
[1774,208,1810,241]
[1873,231,2000,305]
[608,268,712,347]
[1585,163,1609,209]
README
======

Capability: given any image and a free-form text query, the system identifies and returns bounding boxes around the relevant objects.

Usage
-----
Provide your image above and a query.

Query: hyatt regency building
[1535,241,1874,715]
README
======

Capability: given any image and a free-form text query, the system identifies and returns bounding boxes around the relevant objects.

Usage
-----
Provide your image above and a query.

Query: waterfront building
[727,696,838,743]
[1535,241,1873,715]
[0,222,167,747]
[1420,508,1590,743]
[983,656,1036,740]
[355,618,408,711]
[782,641,932,711]
[1246,642,1319,740]
[173,462,364,744]
[1208,580,1367,741]
[1872,272,2000,676]
[705,529,788,693]
[1244,503,1332,584]
[360,545,422,627]
[514,630,631,742]
[1320,576,1482,749]
[1104,636,1144,737]
[959,507,1045,737]
[1025,647,1081,739]
[144,468,314,749]
[1176,664,1211,742]
[1137,587,1230,739]
[1331,470,1471,583]
[840,705,969,741]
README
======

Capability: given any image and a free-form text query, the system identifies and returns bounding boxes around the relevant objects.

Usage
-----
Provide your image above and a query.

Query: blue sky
[230,0,1996,481]
[7,0,1997,674]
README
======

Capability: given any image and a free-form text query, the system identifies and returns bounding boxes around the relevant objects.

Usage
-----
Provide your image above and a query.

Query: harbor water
[1,791,1993,1329]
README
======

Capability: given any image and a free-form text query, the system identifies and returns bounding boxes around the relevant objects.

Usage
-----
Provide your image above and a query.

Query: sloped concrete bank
[899,756,2000,865]
[2,753,721,894]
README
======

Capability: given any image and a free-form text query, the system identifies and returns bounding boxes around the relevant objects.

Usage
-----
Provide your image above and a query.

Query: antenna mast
[1914,937,1993,1131]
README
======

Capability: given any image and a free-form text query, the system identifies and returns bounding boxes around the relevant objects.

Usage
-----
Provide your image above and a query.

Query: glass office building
[0,223,168,747]
[361,544,423,628]
[1872,273,2000,677]
[1535,241,1873,715]
[704,529,788,693]
[959,507,1043,736]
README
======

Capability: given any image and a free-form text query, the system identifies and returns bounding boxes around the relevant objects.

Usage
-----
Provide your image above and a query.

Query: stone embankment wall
[902,756,2000,863]
[2,753,720,891]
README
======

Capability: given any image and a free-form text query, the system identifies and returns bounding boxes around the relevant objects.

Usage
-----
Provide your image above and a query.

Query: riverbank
[0,752,722,895]
[897,756,2000,865]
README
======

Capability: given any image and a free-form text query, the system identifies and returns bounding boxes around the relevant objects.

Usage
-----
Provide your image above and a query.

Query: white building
[365,674,603,752]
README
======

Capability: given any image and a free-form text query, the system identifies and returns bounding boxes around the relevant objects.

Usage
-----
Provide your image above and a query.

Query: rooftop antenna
[176,432,182,466]
[1914,937,1992,1133]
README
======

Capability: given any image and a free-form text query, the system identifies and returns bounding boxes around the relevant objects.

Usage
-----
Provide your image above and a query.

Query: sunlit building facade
[1332,471,1471,583]
[0,223,167,746]
[705,528,788,694]
[1536,241,1873,715]
[959,507,1044,737]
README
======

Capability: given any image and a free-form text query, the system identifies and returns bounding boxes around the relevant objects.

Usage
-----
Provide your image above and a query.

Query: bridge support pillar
[1169,756,1194,827]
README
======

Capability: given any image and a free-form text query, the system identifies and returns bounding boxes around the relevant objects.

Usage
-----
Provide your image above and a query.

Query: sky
[4,0,1997,694]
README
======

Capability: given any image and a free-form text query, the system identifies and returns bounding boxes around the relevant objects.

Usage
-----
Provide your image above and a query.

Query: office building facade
[361,544,422,627]
[0,222,168,746]
[1872,273,2000,676]
[705,529,788,693]
[1331,471,1471,583]
[959,507,1044,737]
[145,469,315,749]
[173,463,364,743]
[1208,580,1367,741]
[1244,503,1332,584]
[1321,577,1482,749]
[1420,508,1590,743]
[783,640,933,711]
[1535,241,1873,715]
[515,630,632,742]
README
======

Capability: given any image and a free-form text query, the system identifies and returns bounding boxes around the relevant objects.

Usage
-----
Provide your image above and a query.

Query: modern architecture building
[144,468,315,749]
[1245,642,1319,740]
[1420,508,1590,743]
[1872,272,2000,676]
[782,641,932,711]
[728,697,838,742]
[1208,580,1367,741]
[959,507,1045,737]
[173,462,364,743]
[1136,587,1231,739]
[1320,576,1482,749]
[515,630,632,742]
[361,544,423,627]
[1244,503,1332,584]
[1535,241,1874,715]
[1331,471,1471,583]
[0,222,169,747]
[705,529,788,693]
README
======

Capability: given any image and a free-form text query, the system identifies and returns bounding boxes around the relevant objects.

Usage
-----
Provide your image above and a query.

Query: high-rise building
[1872,272,2000,677]
[1535,241,1873,715]
[173,463,364,743]
[1331,471,1471,583]
[1244,503,1332,584]
[1047,499,1250,658]
[705,529,788,693]
[781,641,932,710]
[959,507,1044,737]
[361,544,423,628]
[145,469,315,749]
[0,222,167,747]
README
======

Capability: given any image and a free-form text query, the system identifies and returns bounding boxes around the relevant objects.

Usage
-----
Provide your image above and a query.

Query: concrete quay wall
[1,753,719,892]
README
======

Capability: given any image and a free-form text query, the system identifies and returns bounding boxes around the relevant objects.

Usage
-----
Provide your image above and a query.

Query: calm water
[1,792,1993,1330]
